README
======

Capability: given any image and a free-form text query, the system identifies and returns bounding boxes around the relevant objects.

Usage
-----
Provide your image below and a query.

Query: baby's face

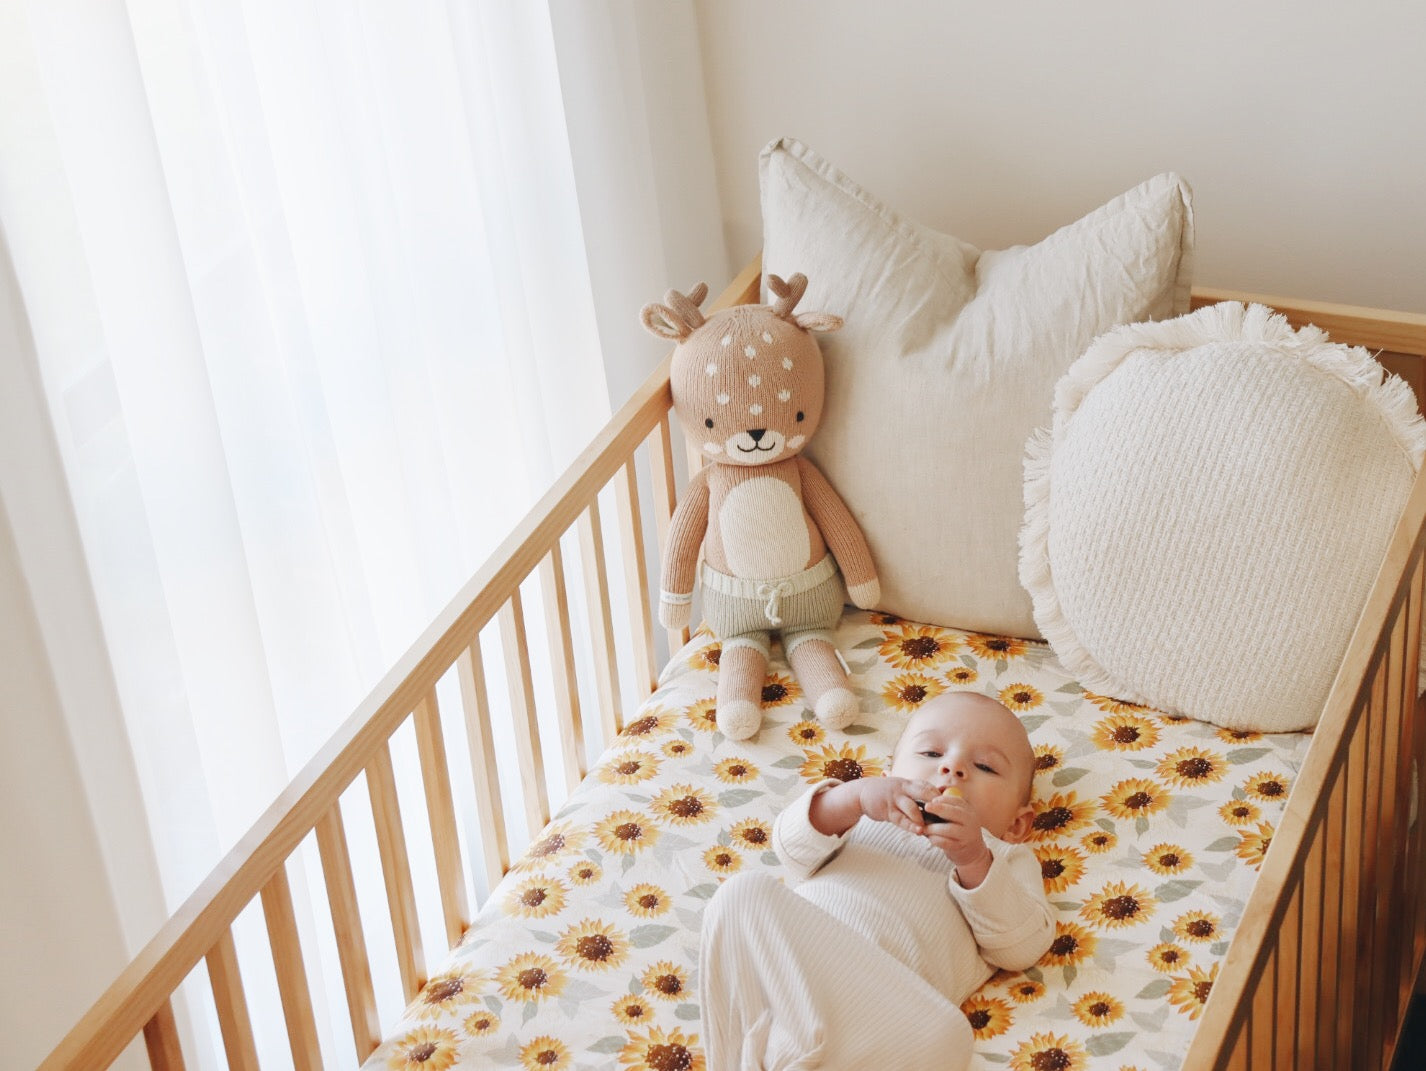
[891,693,1037,842]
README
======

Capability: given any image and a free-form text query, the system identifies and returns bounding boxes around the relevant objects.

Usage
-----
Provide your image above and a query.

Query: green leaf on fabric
[1051,766,1089,787]
[1155,879,1201,903]
[718,789,762,808]
[629,924,678,948]
[1086,1032,1135,1056]
[1206,836,1241,853]
[590,1035,627,1054]
[684,883,719,900]
[773,755,805,769]
[1137,978,1173,1000]
[675,1003,702,1021]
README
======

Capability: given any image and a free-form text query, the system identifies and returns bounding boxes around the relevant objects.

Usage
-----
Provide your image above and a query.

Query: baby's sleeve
[772,778,848,883]
[945,836,1055,971]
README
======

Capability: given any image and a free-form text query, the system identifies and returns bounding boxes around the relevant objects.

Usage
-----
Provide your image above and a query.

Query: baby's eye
[975,762,996,774]
[919,750,942,759]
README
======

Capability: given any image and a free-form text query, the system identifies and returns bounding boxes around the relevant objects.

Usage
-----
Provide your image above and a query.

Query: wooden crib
[42,260,1426,1071]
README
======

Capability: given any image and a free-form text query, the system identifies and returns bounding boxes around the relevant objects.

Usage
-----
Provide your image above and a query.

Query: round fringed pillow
[1019,301,1426,732]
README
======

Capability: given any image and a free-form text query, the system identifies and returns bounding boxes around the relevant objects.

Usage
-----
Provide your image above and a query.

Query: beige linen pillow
[1020,301,1426,732]
[760,137,1194,638]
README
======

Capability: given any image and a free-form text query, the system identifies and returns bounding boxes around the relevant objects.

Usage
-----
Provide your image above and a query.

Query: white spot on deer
[789,434,806,451]
[749,403,764,416]
[748,375,761,387]
[744,345,757,358]
[706,363,718,376]
[777,389,791,402]
[720,335,732,347]
[717,393,730,405]
[704,442,724,454]
[761,331,774,343]
[782,357,794,371]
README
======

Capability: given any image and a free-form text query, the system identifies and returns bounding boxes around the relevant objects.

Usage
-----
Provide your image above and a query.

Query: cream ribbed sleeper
[698,779,1054,1070]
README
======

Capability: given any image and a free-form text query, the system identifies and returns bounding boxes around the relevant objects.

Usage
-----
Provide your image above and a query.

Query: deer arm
[797,457,880,608]
[659,467,711,629]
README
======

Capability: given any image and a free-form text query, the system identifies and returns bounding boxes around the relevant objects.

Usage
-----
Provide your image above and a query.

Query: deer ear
[641,302,693,340]
[794,312,843,333]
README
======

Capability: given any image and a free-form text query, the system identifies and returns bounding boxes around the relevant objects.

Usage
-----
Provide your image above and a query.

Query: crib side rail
[42,259,763,1071]
[1182,297,1426,1071]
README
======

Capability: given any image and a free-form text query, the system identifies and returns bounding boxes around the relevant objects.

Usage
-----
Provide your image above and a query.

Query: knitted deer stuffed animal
[641,273,880,740]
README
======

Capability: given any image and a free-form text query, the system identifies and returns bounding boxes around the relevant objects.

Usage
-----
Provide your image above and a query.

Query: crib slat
[499,592,551,838]
[314,806,381,1061]
[540,544,587,789]
[647,415,690,654]
[1321,762,1347,1068]
[457,639,509,891]
[1250,944,1274,1068]
[1297,831,1323,1067]
[1277,885,1300,1069]
[367,742,425,1002]
[1376,620,1406,1047]
[615,460,658,696]
[1385,580,1418,1028]
[260,865,321,1071]
[1360,666,1388,1061]
[413,689,470,948]
[141,1000,185,1071]
[1401,558,1426,1014]
[1335,695,1370,1062]
[205,929,260,1071]
[578,500,623,743]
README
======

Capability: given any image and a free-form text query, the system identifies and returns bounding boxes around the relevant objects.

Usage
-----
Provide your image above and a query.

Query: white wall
[694,0,1426,312]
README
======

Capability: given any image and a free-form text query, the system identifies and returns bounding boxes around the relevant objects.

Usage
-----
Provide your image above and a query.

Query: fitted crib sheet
[367,610,1309,1071]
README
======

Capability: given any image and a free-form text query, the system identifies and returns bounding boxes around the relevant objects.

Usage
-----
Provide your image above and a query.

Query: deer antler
[640,283,709,341]
[767,273,808,321]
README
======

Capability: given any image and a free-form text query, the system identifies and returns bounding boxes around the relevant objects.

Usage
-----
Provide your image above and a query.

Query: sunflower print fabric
[364,611,1308,1070]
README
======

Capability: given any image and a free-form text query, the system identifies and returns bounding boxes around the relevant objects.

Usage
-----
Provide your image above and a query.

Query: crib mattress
[367,611,1309,1071]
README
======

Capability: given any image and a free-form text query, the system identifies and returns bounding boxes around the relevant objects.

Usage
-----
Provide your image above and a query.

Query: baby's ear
[794,311,843,333]
[1001,804,1036,844]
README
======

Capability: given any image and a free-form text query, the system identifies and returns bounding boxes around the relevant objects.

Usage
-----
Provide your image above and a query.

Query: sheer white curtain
[1,0,620,1065]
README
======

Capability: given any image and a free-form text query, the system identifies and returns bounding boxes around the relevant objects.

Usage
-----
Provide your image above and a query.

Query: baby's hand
[858,777,936,834]
[922,794,994,886]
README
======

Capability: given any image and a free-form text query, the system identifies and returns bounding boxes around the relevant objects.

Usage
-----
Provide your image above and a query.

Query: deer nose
[747,429,766,442]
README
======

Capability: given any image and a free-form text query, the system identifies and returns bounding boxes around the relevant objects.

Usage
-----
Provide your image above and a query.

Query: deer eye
[704,418,714,429]
[795,411,805,422]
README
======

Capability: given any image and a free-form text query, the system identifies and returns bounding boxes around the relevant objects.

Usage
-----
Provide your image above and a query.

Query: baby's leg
[785,632,858,730]
[699,872,973,1071]
[716,637,769,741]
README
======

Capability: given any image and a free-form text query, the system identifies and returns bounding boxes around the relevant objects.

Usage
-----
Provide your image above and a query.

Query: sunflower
[519,1037,572,1071]
[787,719,825,747]
[946,665,979,687]
[618,1027,706,1071]
[1216,726,1264,745]
[513,822,585,871]
[599,750,661,785]
[1080,829,1117,854]
[1155,746,1227,789]
[1072,991,1125,1028]
[1041,920,1098,967]
[687,643,722,673]
[624,883,672,918]
[960,995,1014,1039]
[1080,881,1158,930]
[999,683,1044,711]
[1101,778,1172,821]
[1033,744,1065,777]
[1006,977,1046,1004]
[685,699,720,733]
[879,624,960,670]
[1167,963,1218,1020]
[703,844,743,874]
[641,960,691,1002]
[798,743,884,784]
[386,1026,460,1071]
[568,860,602,886]
[1235,822,1275,868]
[413,970,485,1019]
[1026,792,1096,843]
[1243,771,1291,802]
[662,739,693,759]
[1143,843,1194,876]
[1034,843,1088,894]
[1008,1032,1088,1071]
[729,817,773,851]
[463,1009,500,1037]
[505,877,569,919]
[495,951,567,1003]
[594,810,661,855]
[713,757,759,783]
[869,611,903,626]
[1147,942,1191,974]
[880,672,946,713]
[1089,713,1161,752]
[1173,910,1222,944]
[555,918,630,972]
[1084,691,1152,715]
[612,994,654,1026]
[965,633,1029,660]
[650,784,719,826]
[621,707,677,739]
[760,672,802,708]
[1218,800,1262,827]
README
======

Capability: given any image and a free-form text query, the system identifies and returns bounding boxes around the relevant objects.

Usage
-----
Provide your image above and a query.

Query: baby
[698,691,1054,1071]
